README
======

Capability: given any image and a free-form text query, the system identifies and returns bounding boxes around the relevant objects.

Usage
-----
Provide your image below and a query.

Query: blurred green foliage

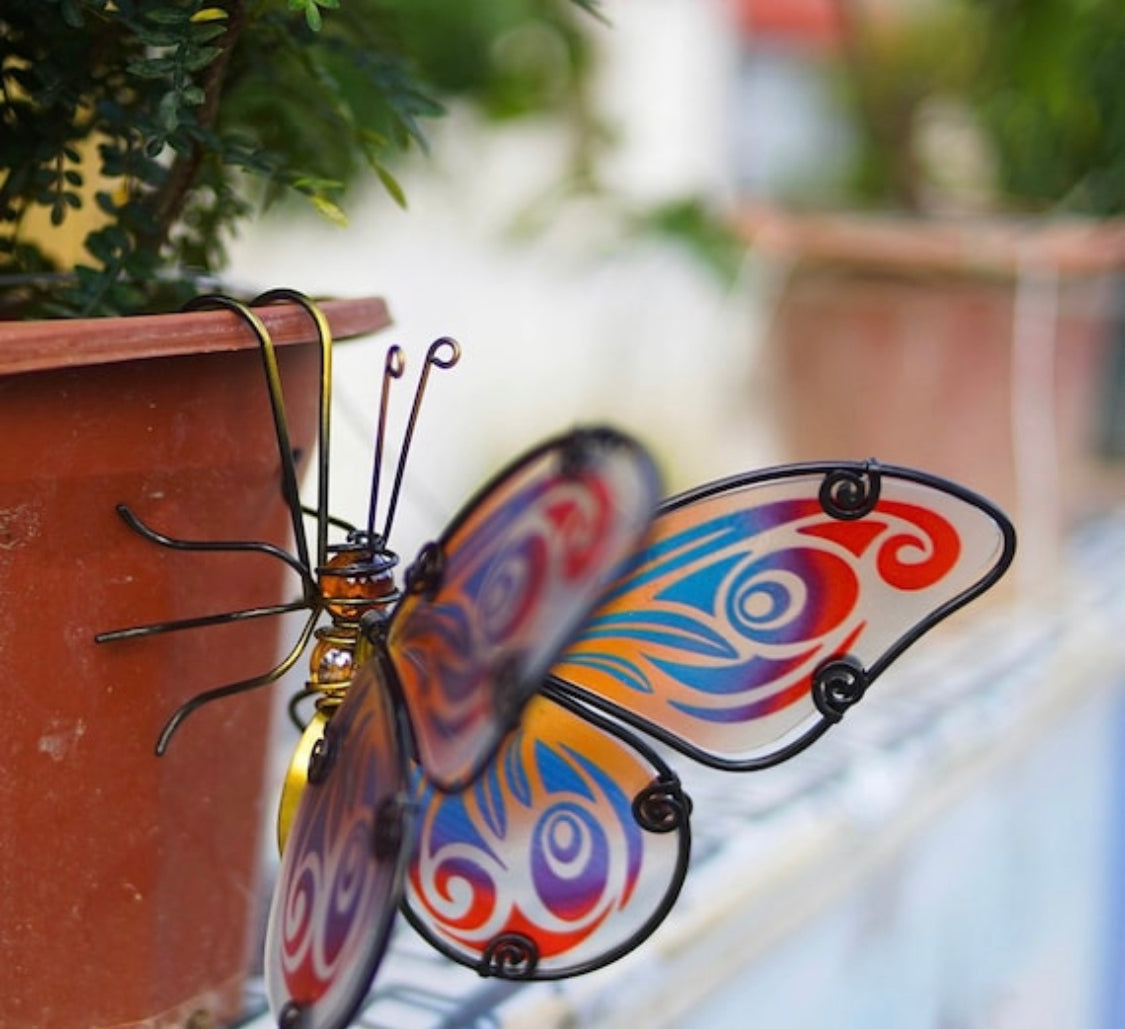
[836,0,1125,216]
[378,0,595,120]
[640,198,747,286]
[0,0,597,317]
[968,0,1125,215]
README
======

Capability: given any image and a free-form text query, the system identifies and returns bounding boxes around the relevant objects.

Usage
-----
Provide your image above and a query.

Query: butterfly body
[278,536,401,850]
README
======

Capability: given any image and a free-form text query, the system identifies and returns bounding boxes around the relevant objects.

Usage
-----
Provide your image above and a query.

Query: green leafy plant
[0,0,596,317]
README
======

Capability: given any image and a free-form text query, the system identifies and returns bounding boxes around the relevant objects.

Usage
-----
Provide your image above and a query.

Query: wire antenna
[366,345,407,540]
[380,337,460,543]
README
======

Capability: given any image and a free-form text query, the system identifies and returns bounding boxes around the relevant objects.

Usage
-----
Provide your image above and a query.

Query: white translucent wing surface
[549,462,1016,769]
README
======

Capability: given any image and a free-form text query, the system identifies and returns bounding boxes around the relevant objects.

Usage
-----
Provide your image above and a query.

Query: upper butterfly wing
[548,462,1016,769]
[387,427,661,791]
[402,685,690,979]
[265,654,413,1029]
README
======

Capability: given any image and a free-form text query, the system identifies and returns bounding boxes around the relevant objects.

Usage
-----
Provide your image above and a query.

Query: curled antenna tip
[378,335,461,542]
[427,337,461,369]
[385,345,407,378]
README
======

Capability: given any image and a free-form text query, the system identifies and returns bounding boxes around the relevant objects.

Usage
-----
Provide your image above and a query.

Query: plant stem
[142,0,247,258]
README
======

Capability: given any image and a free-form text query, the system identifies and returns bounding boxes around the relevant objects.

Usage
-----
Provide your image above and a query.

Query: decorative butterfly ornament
[98,293,1015,1028]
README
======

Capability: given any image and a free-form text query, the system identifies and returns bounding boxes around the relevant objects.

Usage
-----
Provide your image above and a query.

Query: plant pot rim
[736,202,1125,280]
[0,295,391,376]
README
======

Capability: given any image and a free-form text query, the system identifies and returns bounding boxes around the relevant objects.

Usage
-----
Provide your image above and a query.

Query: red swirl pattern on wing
[803,500,961,592]
[875,500,962,590]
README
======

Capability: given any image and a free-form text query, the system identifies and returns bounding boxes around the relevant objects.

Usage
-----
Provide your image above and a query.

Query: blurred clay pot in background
[740,206,1125,591]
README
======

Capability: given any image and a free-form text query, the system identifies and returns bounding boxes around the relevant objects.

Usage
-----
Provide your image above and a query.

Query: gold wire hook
[253,288,334,569]
[183,293,312,574]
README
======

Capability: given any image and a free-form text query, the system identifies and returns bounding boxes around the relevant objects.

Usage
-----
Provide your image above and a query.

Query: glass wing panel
[549,462,1016,769]
[388,428,661,790]
[402,689,690,979]
[265,655,413,1029]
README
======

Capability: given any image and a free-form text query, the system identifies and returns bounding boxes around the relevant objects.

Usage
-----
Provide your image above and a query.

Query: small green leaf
[145,9,191,26]
[158,93,180,134]
[374,164,407,208]
[86,233,110,263]
[191,23,229,44]
[128,57,177,80]
[184,46,224,72]
[59,0,83,28]
[309,193,347,225]
[358,128,389,150]
[95,190,120,216]
[190,7,229,23]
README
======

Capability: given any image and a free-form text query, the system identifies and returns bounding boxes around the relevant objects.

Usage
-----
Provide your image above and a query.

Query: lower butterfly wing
[387,427,662,791]
[265,654,413,1029]
[402,686,690,979]
[548,461,1016,770]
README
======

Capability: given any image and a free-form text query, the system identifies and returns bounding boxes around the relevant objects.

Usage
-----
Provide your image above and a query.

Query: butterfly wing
[387,427,661,791]
[402,686,690,979]
[548,461,1016,770]
[265,653,413,1029]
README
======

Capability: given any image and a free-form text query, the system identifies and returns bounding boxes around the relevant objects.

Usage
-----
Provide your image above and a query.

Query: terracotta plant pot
[739,206,1125,589]
[0,297,389,1028]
